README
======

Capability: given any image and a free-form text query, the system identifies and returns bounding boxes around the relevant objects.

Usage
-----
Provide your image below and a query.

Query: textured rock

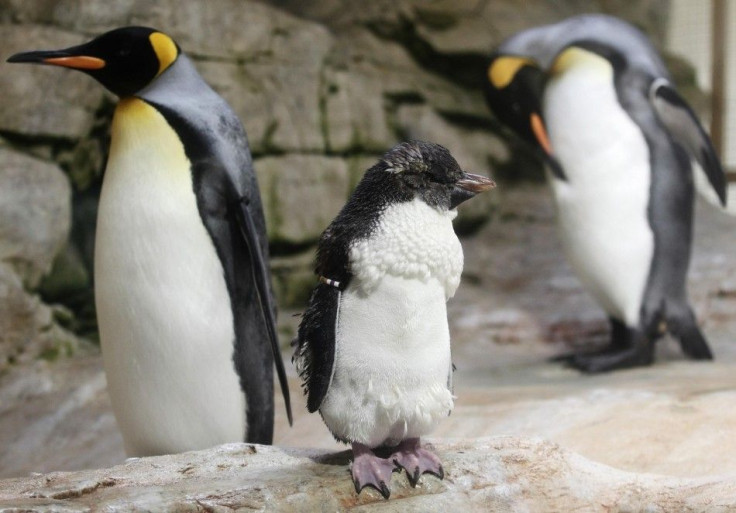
[0,438,734,512]
[270,251,318,310]
[0,148,71,289]
[0,25,105,139]
[255,155,350,247]
[201,60,327,154]
[0,263,79,371]
[0,356,121,477]
[323,68,395,153]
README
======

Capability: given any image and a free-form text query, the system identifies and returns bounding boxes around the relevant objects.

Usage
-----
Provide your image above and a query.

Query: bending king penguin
[484,15,727,373]
[8,27,292,454]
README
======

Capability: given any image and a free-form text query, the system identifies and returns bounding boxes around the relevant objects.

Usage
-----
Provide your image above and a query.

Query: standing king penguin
[8,27,292,454]
[294,141,495,498]
[484,15,727,373]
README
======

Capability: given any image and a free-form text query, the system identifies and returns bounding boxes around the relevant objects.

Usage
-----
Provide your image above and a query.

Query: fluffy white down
[348,198,464,299]
[319,198,462,447]
[95,99,246,455]
[543,49,654,326]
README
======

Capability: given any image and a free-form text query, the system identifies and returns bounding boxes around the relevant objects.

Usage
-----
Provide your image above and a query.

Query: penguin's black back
[140,59,276,444]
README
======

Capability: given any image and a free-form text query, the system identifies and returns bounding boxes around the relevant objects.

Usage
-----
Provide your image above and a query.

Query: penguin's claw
[391,438,444,487]
[351,443,396,499]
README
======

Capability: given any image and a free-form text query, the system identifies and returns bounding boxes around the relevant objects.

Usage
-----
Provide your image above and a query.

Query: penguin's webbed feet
[391,438,444,487]
[567,344,654,373]
[351,442,397,499]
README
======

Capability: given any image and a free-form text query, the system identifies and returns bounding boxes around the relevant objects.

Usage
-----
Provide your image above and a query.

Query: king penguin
[8,26,292,454]
[483,15,727,373]
[294,140,495,498]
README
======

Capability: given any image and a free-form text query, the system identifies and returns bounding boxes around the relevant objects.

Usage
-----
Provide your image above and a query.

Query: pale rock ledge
[1,437,735,512]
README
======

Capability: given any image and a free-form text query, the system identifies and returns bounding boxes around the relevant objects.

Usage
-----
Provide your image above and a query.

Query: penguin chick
[8,27,292,454]
[483,15,727,373]
[294,141,495,498]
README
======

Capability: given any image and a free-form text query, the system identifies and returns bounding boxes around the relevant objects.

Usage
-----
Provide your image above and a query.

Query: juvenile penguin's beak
[450,173,496,208]
[7,49,105,70]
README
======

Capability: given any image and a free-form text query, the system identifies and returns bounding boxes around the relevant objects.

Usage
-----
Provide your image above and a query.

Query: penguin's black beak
[7,49,105,70]
[450,173,496,208]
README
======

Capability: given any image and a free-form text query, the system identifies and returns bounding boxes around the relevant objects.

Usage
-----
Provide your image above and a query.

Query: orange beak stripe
[43,56,106,70]
[530,112,553,156]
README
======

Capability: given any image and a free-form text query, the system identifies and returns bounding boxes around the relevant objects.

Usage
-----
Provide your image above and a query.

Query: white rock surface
[1,438,735,512]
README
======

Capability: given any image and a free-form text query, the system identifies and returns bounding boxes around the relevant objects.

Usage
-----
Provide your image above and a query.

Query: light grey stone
[0,25,104,139]
[0,437,734,511]
[0,263,79,372]
[323,69,395,153]
[0,148,71,289]
[197,62,328,154]
[254,155,350,246]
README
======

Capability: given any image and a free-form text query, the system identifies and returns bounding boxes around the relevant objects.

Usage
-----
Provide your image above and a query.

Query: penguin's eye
[116,46,132,58]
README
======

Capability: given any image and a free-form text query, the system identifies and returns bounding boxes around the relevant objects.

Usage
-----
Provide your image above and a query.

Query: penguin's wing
[234,197,293,426]
[650,79,727,206]
[293,219,356,412]
[295,284,340,412]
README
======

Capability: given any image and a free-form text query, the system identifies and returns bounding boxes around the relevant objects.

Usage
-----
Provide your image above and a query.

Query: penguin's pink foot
[391,438,444,487]
[351,442,396,499]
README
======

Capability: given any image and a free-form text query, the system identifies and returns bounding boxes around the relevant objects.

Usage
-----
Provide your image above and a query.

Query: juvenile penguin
[8,27,292,454]
[294,141,495,498]
[484,15,727,372]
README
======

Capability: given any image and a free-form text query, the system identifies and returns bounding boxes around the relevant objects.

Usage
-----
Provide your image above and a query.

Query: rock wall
[0,0,669,364]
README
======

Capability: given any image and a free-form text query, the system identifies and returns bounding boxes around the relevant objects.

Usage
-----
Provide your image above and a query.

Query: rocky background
[4,0,736,510]
[0,0,676,365]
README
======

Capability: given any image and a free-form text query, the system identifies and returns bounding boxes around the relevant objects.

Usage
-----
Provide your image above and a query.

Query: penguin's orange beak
[530,112,553,156]
[7,50,105,70]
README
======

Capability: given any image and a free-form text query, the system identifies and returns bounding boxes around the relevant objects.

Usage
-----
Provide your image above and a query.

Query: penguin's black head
[484,53,564,179]
[380,141,495,209]
[7,26,180,97]
[484,53,546,146]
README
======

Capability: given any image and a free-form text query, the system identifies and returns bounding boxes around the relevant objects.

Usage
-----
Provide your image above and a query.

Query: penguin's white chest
[95,98,245,455]
[319,199,461,447]
[543,51,654,325]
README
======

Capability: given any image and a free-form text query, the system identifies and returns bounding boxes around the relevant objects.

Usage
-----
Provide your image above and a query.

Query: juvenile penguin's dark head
[7,26,180,97]
[380,141,495,209]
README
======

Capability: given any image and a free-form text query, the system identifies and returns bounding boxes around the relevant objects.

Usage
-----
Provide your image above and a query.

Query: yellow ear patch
[149,32,179,76]
[488,56,535,89]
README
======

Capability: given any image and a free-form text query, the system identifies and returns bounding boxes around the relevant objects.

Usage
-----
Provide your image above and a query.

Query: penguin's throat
[348,198,463,298]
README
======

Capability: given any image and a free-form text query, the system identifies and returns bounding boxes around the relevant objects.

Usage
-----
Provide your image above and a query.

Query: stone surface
[0,263,79,372]
[0,438,735,512]
[255,155,350,248]
[0,0,678,330]
[0,25,105,139]
[0,148,71,289]
[0,356,122,477]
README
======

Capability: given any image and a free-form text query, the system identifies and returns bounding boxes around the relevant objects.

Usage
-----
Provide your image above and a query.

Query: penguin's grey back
[498,14,670,78]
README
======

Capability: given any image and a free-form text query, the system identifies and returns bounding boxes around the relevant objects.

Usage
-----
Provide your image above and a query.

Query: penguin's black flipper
[295,284,340,412]
[236,199,293,426]
[650,79,727,206]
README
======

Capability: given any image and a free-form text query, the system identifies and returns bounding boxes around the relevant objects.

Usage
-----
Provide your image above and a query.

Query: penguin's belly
[319,275,453,447]
[95,98,245,455]
[318,199,462,447]
[543,62,654,325]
